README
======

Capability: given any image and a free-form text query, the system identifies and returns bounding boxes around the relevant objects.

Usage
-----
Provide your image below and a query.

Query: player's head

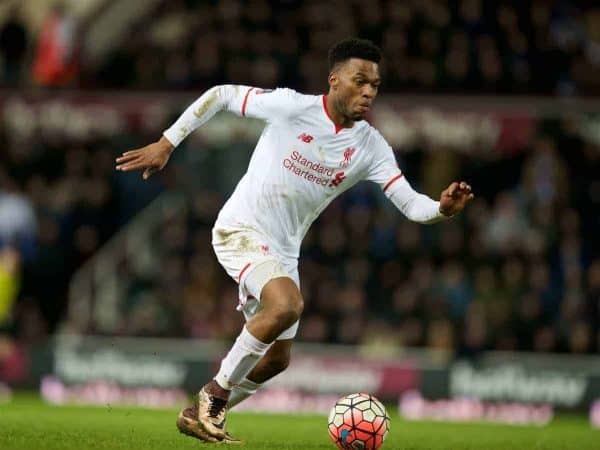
[327,38,382,122]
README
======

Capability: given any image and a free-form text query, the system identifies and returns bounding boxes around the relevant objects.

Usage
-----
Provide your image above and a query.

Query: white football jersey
[164,85,444,259]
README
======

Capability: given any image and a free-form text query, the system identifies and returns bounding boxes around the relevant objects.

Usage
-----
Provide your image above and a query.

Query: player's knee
[289,292,304,318]
[261,277,304,327]
[272,293,303,327]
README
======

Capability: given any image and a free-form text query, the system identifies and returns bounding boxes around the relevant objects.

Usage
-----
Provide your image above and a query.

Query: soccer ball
[327,393,390,449]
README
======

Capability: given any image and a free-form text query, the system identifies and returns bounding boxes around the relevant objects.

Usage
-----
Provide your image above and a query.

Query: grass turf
[0,395,597,450]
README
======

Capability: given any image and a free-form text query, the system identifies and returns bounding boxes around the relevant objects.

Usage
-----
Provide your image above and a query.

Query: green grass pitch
[0,395,597,449]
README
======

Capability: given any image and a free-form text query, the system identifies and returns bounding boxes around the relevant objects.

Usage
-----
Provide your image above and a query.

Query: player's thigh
[258,261,302,313]
[260,276,304,316]
[243,259,302,312]
[242,264,301,340]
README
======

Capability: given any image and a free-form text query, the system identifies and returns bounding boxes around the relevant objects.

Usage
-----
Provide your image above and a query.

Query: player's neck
[325,94,354,129]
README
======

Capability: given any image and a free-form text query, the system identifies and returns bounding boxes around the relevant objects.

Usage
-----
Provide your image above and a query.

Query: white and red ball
[328,393,390,449]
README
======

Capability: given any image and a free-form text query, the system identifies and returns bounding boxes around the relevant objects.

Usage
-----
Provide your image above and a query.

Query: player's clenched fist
[439,181,474,217]
[115,136,175,180]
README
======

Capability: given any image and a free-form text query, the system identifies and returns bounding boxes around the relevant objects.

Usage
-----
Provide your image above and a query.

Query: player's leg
[227,339,293,409]
[226,261,300,410]
[177,277,301,443]
[197,264,303,438]
[247,338,293,383]
[203,275,301,395]
[246,276,303,341]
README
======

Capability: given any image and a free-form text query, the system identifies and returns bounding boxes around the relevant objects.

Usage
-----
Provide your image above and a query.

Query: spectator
[0,5,28,86]
[0,171,36,258]
[32,3,77,86]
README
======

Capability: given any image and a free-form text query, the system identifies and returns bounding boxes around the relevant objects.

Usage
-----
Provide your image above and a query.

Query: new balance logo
[340,147,355,168]
[298,133,314,143]
[329,171,346,188]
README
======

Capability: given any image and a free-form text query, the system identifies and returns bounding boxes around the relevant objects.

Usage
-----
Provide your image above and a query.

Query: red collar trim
[322,95,350,134]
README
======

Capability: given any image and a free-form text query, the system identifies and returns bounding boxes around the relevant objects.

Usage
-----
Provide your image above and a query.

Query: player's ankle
[205,379,231,400]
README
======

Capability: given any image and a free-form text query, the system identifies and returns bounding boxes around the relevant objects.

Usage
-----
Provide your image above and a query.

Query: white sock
[214,326,272,390]
[227,377,262,409]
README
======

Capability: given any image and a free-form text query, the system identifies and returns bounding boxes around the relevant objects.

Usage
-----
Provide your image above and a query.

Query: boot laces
[208,396,227,419]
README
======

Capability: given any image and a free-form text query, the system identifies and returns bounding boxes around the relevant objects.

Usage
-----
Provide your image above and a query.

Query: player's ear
[328,71,339,90]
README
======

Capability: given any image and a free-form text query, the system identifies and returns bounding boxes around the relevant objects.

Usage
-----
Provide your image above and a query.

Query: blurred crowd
[0,134,116,346]
[0,98,167,378]
[2,1,600,94]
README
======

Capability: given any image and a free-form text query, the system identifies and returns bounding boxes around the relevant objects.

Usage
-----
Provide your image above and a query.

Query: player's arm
[367,132,473,223]
[115,85,297,179]
[384,175,473,223]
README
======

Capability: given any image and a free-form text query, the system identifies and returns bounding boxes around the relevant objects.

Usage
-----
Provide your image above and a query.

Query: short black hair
[328,38,382,71]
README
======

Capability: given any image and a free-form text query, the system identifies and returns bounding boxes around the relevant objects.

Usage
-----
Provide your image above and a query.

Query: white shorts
[212,225,300,340]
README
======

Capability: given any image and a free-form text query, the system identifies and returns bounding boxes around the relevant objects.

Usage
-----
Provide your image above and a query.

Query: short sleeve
[230,86,301,122]
[365,129,404,193]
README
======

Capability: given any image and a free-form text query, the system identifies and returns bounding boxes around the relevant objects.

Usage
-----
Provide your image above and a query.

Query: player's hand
[115,136,174,180]
[439,181,474,217]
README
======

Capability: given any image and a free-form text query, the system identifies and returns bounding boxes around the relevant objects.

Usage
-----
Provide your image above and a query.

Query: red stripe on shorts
[238,263,251,282]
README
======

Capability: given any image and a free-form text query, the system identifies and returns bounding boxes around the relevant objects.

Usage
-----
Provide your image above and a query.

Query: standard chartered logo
[450,362,587,407]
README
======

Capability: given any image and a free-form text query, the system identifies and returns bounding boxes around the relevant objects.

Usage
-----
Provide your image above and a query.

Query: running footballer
[116,38,473,444]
